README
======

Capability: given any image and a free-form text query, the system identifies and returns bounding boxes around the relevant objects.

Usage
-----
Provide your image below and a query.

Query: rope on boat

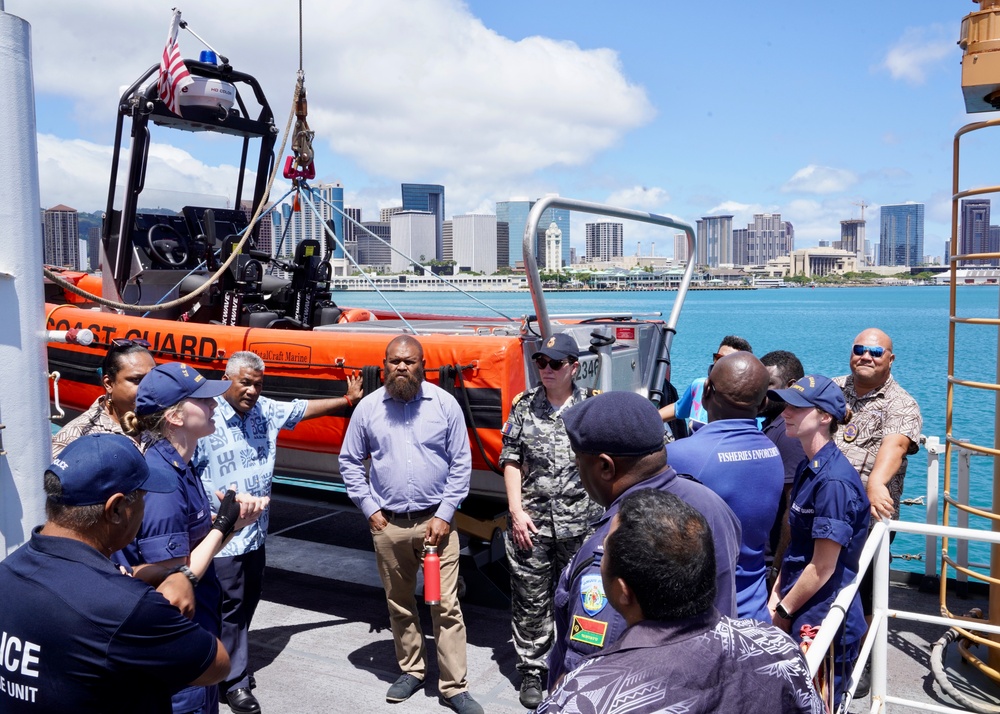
[930,611,1000,713]
[42,70,305,312]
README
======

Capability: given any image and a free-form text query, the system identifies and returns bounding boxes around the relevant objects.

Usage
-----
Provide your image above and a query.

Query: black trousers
[215,546,267,694]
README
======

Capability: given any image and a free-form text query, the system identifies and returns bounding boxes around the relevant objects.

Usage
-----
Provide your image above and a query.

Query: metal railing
[808,517,1000,713]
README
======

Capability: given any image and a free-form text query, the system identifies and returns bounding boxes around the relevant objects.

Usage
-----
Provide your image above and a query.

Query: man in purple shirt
[538,489,822,714]
[340,335,482,714]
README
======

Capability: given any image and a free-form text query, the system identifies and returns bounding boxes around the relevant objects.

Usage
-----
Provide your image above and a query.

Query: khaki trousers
[371,514,469,698]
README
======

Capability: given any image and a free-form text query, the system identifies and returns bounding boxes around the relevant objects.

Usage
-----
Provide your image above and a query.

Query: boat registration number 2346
[574,355,599,385]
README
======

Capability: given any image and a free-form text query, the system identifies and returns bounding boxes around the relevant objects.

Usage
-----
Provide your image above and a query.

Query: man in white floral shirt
[194,351,362,714]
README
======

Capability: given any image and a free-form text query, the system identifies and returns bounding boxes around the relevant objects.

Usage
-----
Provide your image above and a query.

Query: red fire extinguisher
[423,544,441,605]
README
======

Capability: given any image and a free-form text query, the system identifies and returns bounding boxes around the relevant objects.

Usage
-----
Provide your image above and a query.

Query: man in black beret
[547,391,742,687]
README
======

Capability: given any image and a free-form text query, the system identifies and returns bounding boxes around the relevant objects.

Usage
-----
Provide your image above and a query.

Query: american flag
[158,9,193,116]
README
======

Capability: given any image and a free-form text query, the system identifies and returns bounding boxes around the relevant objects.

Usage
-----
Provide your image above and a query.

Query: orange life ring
[338,308,374,323]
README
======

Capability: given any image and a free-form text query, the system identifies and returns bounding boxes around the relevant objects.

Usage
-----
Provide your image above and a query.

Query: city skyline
[10,1,979,262]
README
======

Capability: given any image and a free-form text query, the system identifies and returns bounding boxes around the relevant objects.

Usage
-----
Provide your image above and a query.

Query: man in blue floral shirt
[194,351,362,714]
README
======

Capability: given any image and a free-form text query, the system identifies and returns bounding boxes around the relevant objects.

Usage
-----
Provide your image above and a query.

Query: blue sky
[5,0,983,259]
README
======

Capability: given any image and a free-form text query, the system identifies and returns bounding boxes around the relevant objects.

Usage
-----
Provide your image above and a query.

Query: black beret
[562,391,666,456]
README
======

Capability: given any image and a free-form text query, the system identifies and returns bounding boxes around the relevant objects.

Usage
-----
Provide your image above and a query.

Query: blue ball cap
[532,332,579,361]
[135,362,229,416]
[47,433,175,506]
[562,391,666,456]
[768,374,846,422]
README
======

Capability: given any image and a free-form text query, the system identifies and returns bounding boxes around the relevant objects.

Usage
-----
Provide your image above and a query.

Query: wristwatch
[775,601,793,620]
[167,564,199,587]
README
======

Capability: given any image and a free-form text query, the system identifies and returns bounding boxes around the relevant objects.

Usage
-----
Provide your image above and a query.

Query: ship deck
[239,491,998,714]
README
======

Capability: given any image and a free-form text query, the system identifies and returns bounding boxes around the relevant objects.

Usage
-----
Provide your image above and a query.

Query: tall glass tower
[401,184,444,260]
[496,198,570,268]
[879,203,924,267]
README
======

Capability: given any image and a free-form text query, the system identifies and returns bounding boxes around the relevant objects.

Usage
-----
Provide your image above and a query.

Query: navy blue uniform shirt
[666,419,784,621]
[0,529,217,713]
[548,466,741,687]
[115,438,223,714]
[779,440,871,645]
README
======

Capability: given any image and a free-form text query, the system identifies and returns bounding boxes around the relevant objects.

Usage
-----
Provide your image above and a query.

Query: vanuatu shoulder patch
[570,615,607,648]
[579,573,607,615]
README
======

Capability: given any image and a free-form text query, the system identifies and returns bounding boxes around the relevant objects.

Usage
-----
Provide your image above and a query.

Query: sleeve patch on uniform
[570,615,607,648]
[580,574,608,615]
[501,421,515,436]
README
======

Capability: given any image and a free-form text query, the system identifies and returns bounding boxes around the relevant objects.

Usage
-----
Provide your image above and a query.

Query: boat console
[97,56,346,329]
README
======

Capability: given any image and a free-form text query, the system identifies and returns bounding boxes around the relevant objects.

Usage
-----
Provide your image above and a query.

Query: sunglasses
[853,344,886,358]
[534,356,569,371]
[111,337,152,349]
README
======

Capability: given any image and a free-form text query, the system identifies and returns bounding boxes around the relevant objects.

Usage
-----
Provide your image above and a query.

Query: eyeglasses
[534,356,568,371]
[111,338,151,349]
[712,352,724,362]
[111,337,151,349]
[853,344,886,358]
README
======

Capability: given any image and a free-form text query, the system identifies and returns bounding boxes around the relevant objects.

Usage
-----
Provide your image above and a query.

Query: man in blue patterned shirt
[194,351,362,714]
[539,489,823,714]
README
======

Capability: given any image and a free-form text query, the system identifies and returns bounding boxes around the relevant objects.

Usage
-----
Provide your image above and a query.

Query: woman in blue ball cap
[765,374,870,707]
[119,362,268,714]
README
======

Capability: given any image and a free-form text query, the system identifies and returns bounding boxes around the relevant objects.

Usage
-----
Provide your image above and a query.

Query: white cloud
[37,135,244,212]
[782,165,858,195]
[880,26,955,85]
[13,0,654,215]
[605,186,670,210]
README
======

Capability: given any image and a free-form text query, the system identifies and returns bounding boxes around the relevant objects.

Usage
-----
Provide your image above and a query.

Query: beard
[385,368,423,402]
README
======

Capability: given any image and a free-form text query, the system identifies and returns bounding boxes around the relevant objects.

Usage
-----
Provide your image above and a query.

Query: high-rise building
[837,219,865,254]
[43,204,80,268]
[733,228,748,265]
[390,211,436,273]
[86,225,101,272]
[240,199,274,255]
[401,184,445,260]
[747,214,791,266]
[496,222,509,270]
[358,222,391,267]
[674,232,689,263]
[270,182,344,261]
[585,222,624,262]
[342,207,361,267]
[959,198,991,265]
[452,214,498,275]
[380,206,404,223]
[496,197,570,268]
[442,220,454,262]
[879,203,925,267]
[695,215,733,267]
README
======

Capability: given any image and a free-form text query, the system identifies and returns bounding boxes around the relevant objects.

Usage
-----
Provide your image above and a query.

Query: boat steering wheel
[147,223,191,267]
